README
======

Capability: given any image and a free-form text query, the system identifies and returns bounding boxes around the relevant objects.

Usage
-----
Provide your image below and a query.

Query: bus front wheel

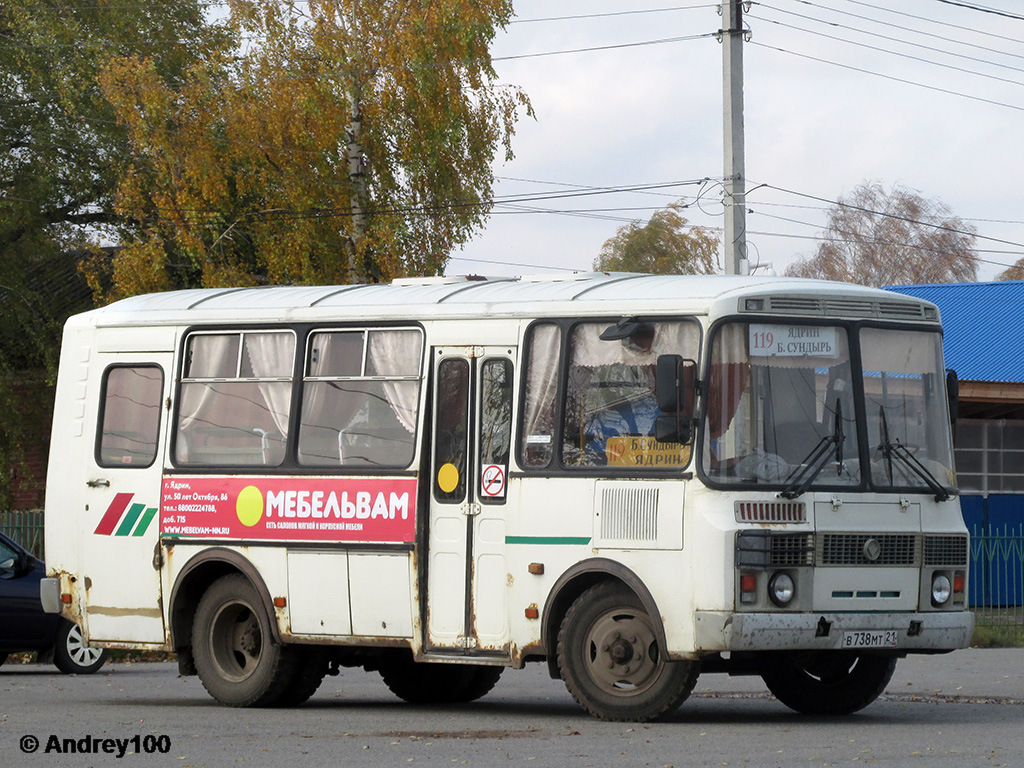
[557,582,699,722]
[761,651,896,715]
[192,574,295,707]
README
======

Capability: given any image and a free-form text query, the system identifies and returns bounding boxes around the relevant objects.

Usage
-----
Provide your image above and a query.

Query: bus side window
[297,328,422,468]
[520,323,561,468]
[97,365,163,468]
[480,358,512,503]
[435,358,469,503]
[175,331,295,467]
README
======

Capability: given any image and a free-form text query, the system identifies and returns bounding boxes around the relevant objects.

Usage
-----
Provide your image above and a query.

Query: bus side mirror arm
[655,354,697,444]
[655,414,691,445]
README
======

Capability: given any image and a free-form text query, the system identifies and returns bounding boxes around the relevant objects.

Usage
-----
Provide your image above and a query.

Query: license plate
[842,630,899,649]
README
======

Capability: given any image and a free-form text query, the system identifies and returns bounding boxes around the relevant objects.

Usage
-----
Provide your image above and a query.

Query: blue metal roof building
[887,281,1024,385]
[889,283,1024,607]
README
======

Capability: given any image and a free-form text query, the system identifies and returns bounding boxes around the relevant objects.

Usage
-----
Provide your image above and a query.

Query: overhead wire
[929,0,1024,22]
[745,184,1024,271]
[5,0,1024,275]
[747,13,1024,89]
[753,2,1024,73]
[837,0,1024,46]
[747,39,1024,111]
[775,0,1024,62]
[754,183,1024,250]
[506,4,721,25]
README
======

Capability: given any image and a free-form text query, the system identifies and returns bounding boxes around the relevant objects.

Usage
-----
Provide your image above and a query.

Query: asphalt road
[2,648,1022,767]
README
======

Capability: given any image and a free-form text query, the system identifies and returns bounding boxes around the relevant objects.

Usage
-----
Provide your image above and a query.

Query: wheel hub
[587,613,661,694]
[210,601,262,682]
[606,634,636,665]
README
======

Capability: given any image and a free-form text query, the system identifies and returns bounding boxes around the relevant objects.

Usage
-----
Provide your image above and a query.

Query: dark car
[0,530,107,674]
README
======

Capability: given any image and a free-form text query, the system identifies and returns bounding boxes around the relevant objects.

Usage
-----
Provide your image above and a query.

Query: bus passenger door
[426,347,515,655]
[80,353,172,644]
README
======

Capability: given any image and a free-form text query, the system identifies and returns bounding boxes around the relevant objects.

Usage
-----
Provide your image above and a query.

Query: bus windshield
[702,322,955,495]
[861,328,955,494]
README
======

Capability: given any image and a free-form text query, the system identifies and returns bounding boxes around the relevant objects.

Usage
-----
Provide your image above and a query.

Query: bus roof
[73,273,940,328]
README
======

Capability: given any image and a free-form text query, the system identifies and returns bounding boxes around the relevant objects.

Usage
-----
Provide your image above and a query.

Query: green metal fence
[970,525,1024,644]
[0,509,45,559]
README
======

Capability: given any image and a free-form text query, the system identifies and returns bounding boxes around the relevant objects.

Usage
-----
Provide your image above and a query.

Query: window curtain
[243,332,295,437]
[178,334,234,432]
[367,330,422,434]
[707,325,750,440]
[523,324,561,444]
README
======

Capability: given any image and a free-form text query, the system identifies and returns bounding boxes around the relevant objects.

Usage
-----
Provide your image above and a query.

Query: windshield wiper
[779,399,845,499]
[877,406,951,502]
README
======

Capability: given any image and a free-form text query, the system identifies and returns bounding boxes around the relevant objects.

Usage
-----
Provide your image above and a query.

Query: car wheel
[53,620,108,675]
[0,652,8,667]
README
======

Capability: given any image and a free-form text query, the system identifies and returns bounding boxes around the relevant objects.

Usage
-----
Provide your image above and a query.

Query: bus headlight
[768,572,795,607]
[931,573,952,607]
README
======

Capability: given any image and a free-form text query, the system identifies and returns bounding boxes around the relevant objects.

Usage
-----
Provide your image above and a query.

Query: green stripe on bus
[115,503,145,537]
[505,536,592,546]
[132,507,158,537]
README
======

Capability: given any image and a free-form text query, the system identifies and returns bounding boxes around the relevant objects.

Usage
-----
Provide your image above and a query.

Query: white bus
[41,273,972,721]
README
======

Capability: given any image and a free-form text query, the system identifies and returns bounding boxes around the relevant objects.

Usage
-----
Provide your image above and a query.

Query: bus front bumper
[693,610,974,653]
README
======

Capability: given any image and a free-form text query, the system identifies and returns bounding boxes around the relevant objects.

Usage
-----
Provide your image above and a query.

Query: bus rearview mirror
[655,354,697,443]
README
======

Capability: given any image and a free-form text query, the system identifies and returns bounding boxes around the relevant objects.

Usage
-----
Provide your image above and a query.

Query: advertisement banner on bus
[159,476,417,543]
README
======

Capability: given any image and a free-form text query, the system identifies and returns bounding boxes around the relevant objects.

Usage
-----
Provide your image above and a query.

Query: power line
[492,33,717,62]
[838,0,1024,46]
[780,0,1024,61]
[754,2,1024,71]
[495,175,701,201]
[748,12,1024,88]
[2,28,716,100]
[930,0,1024,22]
[445,254,579,273]
[508,5,721,25]
[753,183,1024,251]
[748,39,1024,112]
[67,178,718,224]
[746,199,1024,227]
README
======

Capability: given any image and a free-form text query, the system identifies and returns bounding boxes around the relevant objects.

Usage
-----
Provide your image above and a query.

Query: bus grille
[599,486,659,541]
[819,533,919,566]
[743,295,931,321]
[769,533,815,566]
[735,501,806,523]
[924,535,969,567]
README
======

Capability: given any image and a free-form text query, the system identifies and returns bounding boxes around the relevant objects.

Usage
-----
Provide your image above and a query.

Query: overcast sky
[449,0,1024,282]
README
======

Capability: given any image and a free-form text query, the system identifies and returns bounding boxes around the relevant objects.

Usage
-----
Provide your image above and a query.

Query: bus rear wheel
[557,582,699,722]
[379,654,504,704]
[274,648,329,707]
[761,651,896,715]
[192,574,295,707]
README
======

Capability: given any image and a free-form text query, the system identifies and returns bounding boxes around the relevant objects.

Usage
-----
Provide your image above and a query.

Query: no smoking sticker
[480,464,507,499]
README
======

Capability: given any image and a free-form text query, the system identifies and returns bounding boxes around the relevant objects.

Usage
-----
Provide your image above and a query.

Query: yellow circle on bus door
[437,463,460,493]
[236,485,264,527]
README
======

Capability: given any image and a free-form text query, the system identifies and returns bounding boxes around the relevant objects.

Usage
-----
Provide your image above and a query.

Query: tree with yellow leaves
[95,0,531,298]
[593,200,719,276]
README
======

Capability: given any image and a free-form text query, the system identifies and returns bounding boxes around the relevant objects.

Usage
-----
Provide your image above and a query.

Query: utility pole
[721,0,748,276]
